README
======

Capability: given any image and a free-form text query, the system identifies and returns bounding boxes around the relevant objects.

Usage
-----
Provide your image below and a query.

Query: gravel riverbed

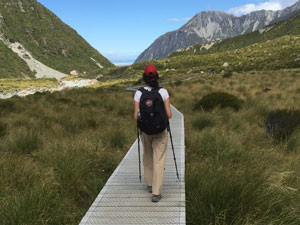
[0,79,99,99]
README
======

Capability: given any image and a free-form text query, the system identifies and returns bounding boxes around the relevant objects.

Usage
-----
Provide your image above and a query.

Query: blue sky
[38,0,298,63]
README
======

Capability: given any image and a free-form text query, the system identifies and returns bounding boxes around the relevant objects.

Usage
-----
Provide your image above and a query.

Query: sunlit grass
[0,87,136,224]
[0,78,59,92]
[1,68,300,224]
[167,69,300,225]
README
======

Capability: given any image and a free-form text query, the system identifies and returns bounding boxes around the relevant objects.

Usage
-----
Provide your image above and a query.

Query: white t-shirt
[134,87,169,103]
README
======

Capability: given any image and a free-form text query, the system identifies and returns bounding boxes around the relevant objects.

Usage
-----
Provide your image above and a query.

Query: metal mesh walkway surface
[79,105,185,225]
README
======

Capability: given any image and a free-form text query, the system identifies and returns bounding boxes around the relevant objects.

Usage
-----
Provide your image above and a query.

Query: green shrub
[0,100,15,114]
[194,92,243,112]
[266,109,300,142]
[56,97,73,104]
[0,121,7,137]
[8,129,41,155]
[0,185,59,225]
[286,131,300,152]
[186,165,266,225]
[192,116,215,131]
[103,129,127,149]
[223,71,233,78]
[86,119,98,129]
[174,80,183,86]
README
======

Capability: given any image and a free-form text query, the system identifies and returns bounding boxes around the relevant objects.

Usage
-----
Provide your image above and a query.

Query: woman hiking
[134,64,172,202]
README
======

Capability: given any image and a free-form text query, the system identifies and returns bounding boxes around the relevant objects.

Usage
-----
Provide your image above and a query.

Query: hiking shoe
[147,186,152,193]
[152,194,162,202]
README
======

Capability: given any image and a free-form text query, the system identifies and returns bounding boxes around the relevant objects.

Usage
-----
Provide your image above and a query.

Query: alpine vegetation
[0,0,114,78]
[168,69,300,225]
[193,92,243,112]
[0,87,136,224]
[266,109,300,142]
[135,1,300,62]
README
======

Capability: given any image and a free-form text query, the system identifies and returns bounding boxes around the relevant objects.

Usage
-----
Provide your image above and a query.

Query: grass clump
[192,115,215,131]
[0,100,15,114]
[0,87,135,224]
[223,71,233,78]
[8,129,41,155]
[194,92,243,112]
[169,69,300,225]
[266,109,300,142]
[0,121,7,137]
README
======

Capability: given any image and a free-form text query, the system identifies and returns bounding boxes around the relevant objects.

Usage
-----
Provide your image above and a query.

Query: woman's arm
[164,98,172,119]
[134,101,139,121]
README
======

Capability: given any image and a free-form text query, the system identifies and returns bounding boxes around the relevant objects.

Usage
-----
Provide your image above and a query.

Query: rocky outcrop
[135,1,300,62]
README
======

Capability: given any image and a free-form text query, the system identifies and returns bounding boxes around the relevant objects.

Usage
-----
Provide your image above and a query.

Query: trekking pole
[167,120,180,181]
[137,125,142,182]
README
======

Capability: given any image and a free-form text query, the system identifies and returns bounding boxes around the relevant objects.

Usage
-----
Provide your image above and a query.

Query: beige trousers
[141,129,168,195]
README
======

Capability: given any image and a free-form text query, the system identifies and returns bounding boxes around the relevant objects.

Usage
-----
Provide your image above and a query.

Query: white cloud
[168,17,192,22]
[228,0,299,16]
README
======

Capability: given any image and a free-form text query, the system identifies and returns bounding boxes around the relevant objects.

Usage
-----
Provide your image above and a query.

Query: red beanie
[144,64,157,76]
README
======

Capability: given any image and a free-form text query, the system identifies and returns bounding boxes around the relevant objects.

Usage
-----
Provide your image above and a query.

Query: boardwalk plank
[80,105,185,225]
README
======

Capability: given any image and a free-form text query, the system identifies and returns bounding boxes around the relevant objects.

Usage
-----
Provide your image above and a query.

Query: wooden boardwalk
[79,105,185,225]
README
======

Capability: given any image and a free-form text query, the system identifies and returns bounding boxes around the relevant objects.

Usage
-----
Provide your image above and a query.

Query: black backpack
[137,87,168,135]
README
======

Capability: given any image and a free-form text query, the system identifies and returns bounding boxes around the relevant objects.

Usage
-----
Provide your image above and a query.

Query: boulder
[70,70,78,76]
[223,62,229,67]
[96,74,104,81]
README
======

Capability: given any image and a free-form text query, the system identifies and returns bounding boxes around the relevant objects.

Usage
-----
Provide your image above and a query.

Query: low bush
[0,121,7,137]
[0,100,15,114]
[194,92,243,112]
[8,129,42,155]
[186,165,266,225]
[174,80,183,86]
[192,115,215,131]
[223,71,233,78]
[266,109,300,142]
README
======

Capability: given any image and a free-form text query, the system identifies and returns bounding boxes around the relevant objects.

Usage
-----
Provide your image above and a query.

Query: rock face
[135,1,300,63]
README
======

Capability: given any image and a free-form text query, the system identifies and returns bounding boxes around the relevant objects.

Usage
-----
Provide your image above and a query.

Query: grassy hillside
[1,68,300,224]
[0,40,34,78]
[0,0,114,78]
[169,69,300,224]
[0,87,135,224]
[170,11,300,57]
[103,12,300,79]
[104,35,300,78]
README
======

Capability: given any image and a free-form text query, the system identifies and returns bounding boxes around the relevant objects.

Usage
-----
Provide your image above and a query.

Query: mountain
[106,12,300,77]
[170,11,300,57]
[0,0,114,78]
[135,1,300,63]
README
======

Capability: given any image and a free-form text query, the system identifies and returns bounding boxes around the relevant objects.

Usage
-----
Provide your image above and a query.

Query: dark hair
[143,73,159,88]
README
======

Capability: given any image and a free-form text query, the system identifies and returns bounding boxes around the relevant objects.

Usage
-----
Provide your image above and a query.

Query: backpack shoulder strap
[139,87,162,94]
[138,87,147,94]
[152,86,162,93]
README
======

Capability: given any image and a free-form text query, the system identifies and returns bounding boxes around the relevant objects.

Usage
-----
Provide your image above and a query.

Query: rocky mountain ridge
[135,1,300,63]
[170,11,300,58]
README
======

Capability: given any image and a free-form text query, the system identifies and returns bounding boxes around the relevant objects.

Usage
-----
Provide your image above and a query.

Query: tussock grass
[193,92,243,112]
[1,68,300,224]
[0,87,135,224]
[167,69,300,225]
[266,109,300,142]
[0,78,59,92]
